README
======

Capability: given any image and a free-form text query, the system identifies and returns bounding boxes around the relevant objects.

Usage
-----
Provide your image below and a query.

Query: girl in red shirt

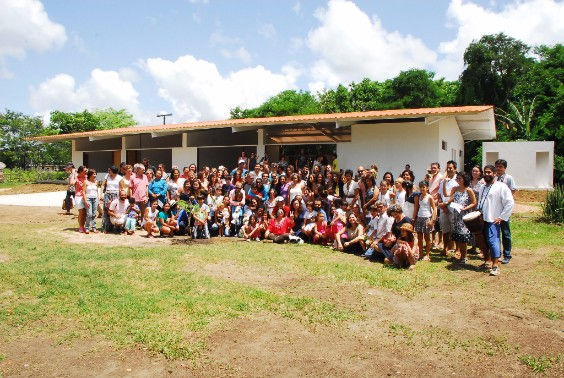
[265,208,295,243]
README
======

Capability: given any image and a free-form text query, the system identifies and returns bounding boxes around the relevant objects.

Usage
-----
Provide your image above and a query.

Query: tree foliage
[458,33,533,107]
[0,108,137,168]
[230,90,321,119]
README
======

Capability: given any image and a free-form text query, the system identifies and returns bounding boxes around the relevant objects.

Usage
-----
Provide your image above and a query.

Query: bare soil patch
[515,189,549,203]
[1,204,563,377]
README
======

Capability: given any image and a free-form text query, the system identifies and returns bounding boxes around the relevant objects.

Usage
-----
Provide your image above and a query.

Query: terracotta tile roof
[31,105,493,142]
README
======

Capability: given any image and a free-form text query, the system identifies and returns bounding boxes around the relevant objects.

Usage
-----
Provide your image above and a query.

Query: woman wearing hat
[390,223,418,269]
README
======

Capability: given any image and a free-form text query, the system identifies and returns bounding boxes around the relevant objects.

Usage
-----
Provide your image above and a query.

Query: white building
[482,141,554,189]
[34,106,496,180]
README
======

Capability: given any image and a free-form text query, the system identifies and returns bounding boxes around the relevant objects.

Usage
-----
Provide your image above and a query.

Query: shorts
[75,196,85,210]
[439,208,452,233]
[414,217,433,234]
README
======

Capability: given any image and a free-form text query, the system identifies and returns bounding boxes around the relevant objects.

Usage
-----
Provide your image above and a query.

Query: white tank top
[142,207,159,227]
[106,174,122,194]
[85,181,98,198]
[417,194,433,218]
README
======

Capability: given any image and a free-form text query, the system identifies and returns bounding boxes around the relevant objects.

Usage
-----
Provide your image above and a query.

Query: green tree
[230,90,320,119]
[389,69,441,108]
[48,108,137,134]
[512,44,564,183]
[0,110,46,168]
[495,97,537,140]
[458,33,533,107]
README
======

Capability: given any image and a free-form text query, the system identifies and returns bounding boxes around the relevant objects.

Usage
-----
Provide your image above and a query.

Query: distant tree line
[231,34,562,183]
[1,33,562,183]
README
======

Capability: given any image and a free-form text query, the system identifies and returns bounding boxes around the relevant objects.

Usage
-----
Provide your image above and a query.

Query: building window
[441,140,447,151]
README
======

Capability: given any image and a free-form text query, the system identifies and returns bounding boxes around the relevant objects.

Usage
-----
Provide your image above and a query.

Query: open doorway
[266,144,336,168]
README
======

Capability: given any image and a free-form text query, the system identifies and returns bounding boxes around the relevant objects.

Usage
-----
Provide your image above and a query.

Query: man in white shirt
[108,190,129,231]
[362,202,394,259]
[437,160,458,255]
[428,162,444,248]
[495,159,517,264]
[478,165,514,276]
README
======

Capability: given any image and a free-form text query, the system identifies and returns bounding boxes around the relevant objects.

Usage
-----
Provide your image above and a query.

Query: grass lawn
[0,205,562,376]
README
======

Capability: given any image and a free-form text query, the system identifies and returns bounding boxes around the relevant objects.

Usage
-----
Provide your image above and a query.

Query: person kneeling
[108,190,129,234]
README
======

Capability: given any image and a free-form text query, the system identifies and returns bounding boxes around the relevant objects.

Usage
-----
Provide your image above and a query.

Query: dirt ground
[1,205,562,377]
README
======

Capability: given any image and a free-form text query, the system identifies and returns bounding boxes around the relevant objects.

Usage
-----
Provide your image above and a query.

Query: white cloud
[258,23,277,40]
[292,2,302,15]
[144,55,300,121]
[0,0,66,77]
[29,69,147,123]
[306,0,436,88]
[220,46,252,64]
[436,0,564,78]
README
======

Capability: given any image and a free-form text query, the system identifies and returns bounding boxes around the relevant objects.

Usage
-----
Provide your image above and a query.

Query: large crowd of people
[63,153,515,276]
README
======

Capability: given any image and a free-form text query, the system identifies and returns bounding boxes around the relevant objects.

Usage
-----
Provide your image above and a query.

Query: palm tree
[495,97,537,140]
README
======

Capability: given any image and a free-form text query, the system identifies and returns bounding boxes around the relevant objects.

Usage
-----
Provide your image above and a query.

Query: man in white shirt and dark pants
[478,165,514,276]
[495,159,517,264]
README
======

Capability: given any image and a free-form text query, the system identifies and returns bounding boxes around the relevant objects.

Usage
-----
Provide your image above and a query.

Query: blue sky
[1,0,562,125]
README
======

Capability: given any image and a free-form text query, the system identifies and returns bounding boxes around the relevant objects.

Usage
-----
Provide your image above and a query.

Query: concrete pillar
[71,140,83,167]
[257,129,265,160]
[120,136,127,162]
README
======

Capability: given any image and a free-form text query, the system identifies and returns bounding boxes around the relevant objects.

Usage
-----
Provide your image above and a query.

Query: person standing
[102,166,122,233]
[74,166,87,233]
[428,162,444,248]
[438,161,458,256]
[64,162,77,214]
[130,164,149,218]
[478,165,514,276]
[495,159,517,264]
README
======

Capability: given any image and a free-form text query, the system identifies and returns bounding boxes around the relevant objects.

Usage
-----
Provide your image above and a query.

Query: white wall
[482,141,554,189]
[337,121,438,181]
[172,147,198,169]
[438,117,465,170]
[71,140,83,167]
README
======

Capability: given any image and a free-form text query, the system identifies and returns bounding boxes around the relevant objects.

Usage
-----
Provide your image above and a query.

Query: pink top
[315,221,327,234]
[75,176,86,198]
[130,174,149,202]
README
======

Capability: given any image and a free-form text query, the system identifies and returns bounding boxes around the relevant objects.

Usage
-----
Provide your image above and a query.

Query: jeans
[378,242,394,260]
[500,220,512,259]
[85,197,98,230]
[125,217,136,231]
[177,210,189,234]
[484,222,501,259]
[193,223,210,239]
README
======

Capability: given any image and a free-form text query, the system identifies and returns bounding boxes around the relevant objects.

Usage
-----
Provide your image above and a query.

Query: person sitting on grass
[124,197,140,235]
[375,204,411,263]
[265,208,300,244]
[390,223,418,269]
[335,213,365,253]
[361,202,393,259]
[142,199,160,238]
[243,214,261,241]
[312,211,329,245]
[108,190,129,233]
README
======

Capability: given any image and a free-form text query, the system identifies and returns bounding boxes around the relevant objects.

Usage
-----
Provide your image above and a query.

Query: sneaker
[501,257,511,264]
[458,258,467,265]
[298,238,304,245]
[84,229,90,234]
[489,267,500,276]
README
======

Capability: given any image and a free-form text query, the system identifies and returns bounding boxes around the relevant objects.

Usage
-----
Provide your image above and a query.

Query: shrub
[541,185,564,223]
[2,168,67,184]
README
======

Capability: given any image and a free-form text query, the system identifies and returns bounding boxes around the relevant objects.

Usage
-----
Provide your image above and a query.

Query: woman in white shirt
[288,173,305,203]
[83,169,99,234]
[342,169,360,207]
[102,165,122,233]
[413,180,437,261]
